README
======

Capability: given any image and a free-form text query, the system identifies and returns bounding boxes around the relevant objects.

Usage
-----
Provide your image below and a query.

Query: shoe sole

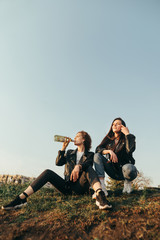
[96,200,112,210]
[1,202,27,210]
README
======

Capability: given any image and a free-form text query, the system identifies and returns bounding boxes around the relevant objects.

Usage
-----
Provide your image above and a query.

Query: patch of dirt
[0,188,160,240]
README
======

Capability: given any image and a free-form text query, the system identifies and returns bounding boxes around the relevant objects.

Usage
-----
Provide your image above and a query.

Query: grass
[0,183,160,240]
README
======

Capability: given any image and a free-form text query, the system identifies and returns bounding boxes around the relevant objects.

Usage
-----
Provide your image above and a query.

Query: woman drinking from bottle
[2,131,112,210]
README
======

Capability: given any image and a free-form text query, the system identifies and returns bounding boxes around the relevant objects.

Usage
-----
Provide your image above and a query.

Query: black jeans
[31,166,99,195]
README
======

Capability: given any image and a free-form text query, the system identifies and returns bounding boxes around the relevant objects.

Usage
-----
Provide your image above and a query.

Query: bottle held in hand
[54,135,74,142]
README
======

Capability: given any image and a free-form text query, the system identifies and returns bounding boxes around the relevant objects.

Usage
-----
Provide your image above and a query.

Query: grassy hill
[0,184,160,240]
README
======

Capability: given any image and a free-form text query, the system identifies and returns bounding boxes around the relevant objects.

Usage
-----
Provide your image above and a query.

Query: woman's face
[112,119,122,133]
[74,132,84,146]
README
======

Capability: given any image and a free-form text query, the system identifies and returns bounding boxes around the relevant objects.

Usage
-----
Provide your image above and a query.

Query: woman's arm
[96,145,118,163]
[56,138,71,166]
[102,149,118,163]
[125,134,136,153]
[56,150,67,166]
[121,125,136,153]
[95,145,106,154]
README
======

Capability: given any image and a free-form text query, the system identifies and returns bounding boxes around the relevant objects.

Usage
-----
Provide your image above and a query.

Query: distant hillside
[0,174,53,189]
[0,174,35,184]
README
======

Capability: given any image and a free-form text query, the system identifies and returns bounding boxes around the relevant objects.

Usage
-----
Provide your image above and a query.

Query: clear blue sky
[0,1,160,186]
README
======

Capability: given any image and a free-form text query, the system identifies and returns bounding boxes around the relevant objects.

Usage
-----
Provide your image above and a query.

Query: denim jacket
[56,148,94,182]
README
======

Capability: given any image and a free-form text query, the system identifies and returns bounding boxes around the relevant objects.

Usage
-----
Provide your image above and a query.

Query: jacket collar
[71,148,88,156]
[70,148,88,163]
[70,148,78,155]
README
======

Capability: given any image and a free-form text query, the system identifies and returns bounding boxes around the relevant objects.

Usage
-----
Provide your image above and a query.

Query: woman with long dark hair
[2,131,112,210]
[93,118,137,197]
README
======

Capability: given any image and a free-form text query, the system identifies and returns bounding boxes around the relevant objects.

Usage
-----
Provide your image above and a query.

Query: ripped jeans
[94,153,137,181]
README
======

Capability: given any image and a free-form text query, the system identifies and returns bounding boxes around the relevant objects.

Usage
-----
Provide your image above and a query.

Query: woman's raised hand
[61,137,71,151]
[121,125,129,135]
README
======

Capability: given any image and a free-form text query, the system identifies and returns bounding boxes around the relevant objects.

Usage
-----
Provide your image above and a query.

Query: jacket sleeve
[95,145,106,155]
[125,134,136,153]
[79,152,94,171]
[56,150,67,166]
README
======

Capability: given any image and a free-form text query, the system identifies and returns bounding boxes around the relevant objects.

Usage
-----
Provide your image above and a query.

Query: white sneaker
[126,181,132,193]
[123,180,132,194]
[122,180,128,193]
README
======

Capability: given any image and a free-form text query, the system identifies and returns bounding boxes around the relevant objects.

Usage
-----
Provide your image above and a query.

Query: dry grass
[0,184,160,240]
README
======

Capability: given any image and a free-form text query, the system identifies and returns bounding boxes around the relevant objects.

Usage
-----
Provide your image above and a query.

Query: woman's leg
[122,164,138,193]
[74,166,109,203]
[19,186,34,199]
[94,153,138,194]
[18,169,69,199]
[70,165,103,194]
[86,166,112,209]
[94,153,135,195]
[94,153,105,178]
[2,169,70,210]
[103,161,137,194]
[30,169,70,194]
[122,164,138,181]
[71,166,112,209]
[104,162,138,194]
[93,153,108,196]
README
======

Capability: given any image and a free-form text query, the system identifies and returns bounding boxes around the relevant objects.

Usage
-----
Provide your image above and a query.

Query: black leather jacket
[56,148,94,182]
[96,134,136,166]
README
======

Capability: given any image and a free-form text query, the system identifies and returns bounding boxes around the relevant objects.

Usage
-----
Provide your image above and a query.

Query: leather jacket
[56,148,94,182]
[95,134,136,166]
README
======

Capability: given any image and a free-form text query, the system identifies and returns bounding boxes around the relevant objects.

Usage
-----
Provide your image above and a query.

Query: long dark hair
[98,118,126,151]
[78,130,92,151]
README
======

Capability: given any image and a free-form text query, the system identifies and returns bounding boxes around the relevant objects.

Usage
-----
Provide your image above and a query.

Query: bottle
[54,135,74,142]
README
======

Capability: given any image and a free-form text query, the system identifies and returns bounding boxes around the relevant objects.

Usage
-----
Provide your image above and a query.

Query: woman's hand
[102,149,118,163]
[109,150,118,163]
[121,125,130,135]
[61,137,71,151]
[70,165,81,182]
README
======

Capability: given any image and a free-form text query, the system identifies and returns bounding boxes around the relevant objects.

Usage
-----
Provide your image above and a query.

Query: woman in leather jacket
[2,131,112,210]
[93,118,138,196]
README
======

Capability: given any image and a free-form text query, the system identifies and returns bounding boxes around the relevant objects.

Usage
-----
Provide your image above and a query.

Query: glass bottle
[54,135,74,142]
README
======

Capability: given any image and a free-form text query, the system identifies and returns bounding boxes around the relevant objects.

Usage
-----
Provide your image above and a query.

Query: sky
[0,0,160,187]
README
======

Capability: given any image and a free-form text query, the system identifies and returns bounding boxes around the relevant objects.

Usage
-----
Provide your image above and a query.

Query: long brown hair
[97,118,126,151]
[78,131,92,151]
